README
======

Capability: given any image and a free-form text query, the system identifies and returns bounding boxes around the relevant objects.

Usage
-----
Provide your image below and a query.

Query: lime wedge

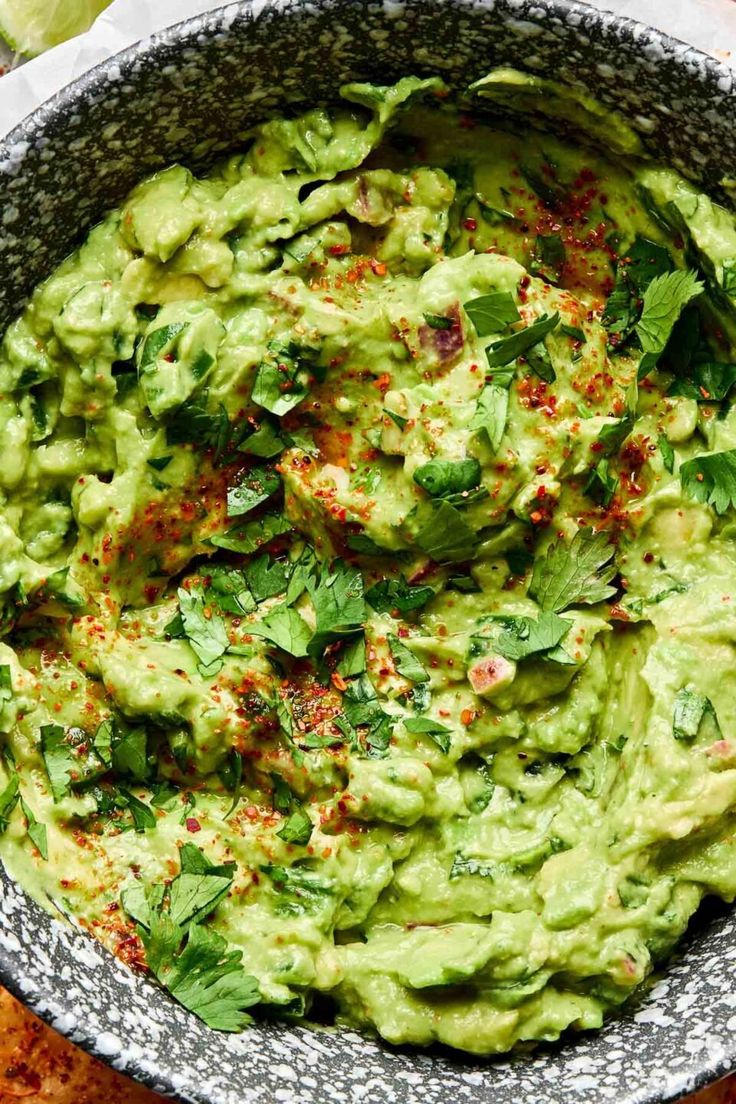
[0,0,112,56]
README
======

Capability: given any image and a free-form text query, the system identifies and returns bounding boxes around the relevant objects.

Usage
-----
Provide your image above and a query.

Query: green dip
[2,68,736,1053]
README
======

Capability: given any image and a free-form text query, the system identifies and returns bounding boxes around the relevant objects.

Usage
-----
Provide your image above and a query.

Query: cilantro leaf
[345,533,396,556]
[411,500,480,563]
[529,528,617,612]
[339,675,394,757]
[597,415,633,456]
[625,236,673,292]
[111,723,150,782]
[486,312,560,368]
[243,555,289,603]
[238,419,289,458]
[423,313,453,330]
[168,871,234,928]
[119,789,157,833]
[20,798,47,860]
[251,343,314,416]
[636,270,703,378]
[205,566,255,616]
[226,465,281,518]
[403,715,451,753]
[40,723,106,801]
[388,635,429,683]
[0,774,19,834]
[0,665,12,704]
[336,635,366,677]
[413,458,481,498]
[470,384,509,452]
[463,292,519,336]
[669,361,736,403]
[249,603,312,657]
[560,324,586,343]
[520,164,564,210]
[178,586,230,675]
[584,458,617,506]
[276,805,313,846]
[143,918,260,1032]
[166,397,231,460]
[306,560,365,657]
[673,686,720,742]
[494,612,571,661]
[365,576,434,616]
[658,434,675,473]
[680,449,736,514]
[210,513,292,554]
[139,323,188,372]
[260,863,333,916]
[530,234,566,284]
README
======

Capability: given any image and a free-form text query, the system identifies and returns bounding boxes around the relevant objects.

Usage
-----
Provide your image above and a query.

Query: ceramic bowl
[1,2,736,1101]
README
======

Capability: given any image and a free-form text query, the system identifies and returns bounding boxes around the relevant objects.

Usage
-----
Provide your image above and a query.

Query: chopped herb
[636,269,704,379]
[178,585,230,675]
[658,434,675,473]
[463,292,519,336]
[336,634,367,677]
[238,420,289,459]
[206,566,255,616]
[412,500,480,563]
[486,312,560,368]
[560,323,586,343]
[147,455,173,471]
[40,723,105,801]
[0,774,19,834]
[403,715,451,753]
[243,555,289,603]
[493,611,571,662]
[529,528,617,612]
[470,384,509,452]
[669,361,736,403]
[276,805,313,846]
[584,458,618,506]
[520,163,564,210]
[423,313,454,330]
[530,234,566,284]
[210,513,292,554]
[597,415,634,456]
[249,603,312,657]
[388,635,429,683]
[306,560,365,657]
[339,675,394,758]
[673,686,720,742]
[251,342,316,416]
[365,576,434,616]
[680,449,736,514]
[226,465,281,518]
[166,397,231,460]
[20,798,47,860]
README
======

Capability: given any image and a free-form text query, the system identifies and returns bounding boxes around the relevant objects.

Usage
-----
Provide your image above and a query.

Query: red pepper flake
[462,217,478,231]
[185,818,201,833]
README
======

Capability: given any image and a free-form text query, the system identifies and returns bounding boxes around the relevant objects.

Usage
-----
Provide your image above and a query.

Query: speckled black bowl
[2,2,736,1101]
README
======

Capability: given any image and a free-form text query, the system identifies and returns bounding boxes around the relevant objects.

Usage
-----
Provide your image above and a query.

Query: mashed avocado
[2,70,736,1053]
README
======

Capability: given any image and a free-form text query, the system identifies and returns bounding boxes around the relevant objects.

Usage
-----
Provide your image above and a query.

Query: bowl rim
[1,2,736,1102]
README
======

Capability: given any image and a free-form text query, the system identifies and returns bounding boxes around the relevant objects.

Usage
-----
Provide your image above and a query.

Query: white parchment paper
[1,0,735,140]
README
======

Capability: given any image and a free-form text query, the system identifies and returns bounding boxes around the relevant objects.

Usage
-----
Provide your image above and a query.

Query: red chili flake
[462,217,478,231]
[185,818,201,833]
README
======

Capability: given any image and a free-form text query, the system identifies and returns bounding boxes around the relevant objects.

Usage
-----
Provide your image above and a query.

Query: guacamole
[2,69,736,1054]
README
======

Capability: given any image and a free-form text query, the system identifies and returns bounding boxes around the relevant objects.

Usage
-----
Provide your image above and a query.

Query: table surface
[3,0,736,1101]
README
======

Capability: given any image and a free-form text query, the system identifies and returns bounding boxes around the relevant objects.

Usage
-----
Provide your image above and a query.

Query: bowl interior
[1,2,736,1102]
